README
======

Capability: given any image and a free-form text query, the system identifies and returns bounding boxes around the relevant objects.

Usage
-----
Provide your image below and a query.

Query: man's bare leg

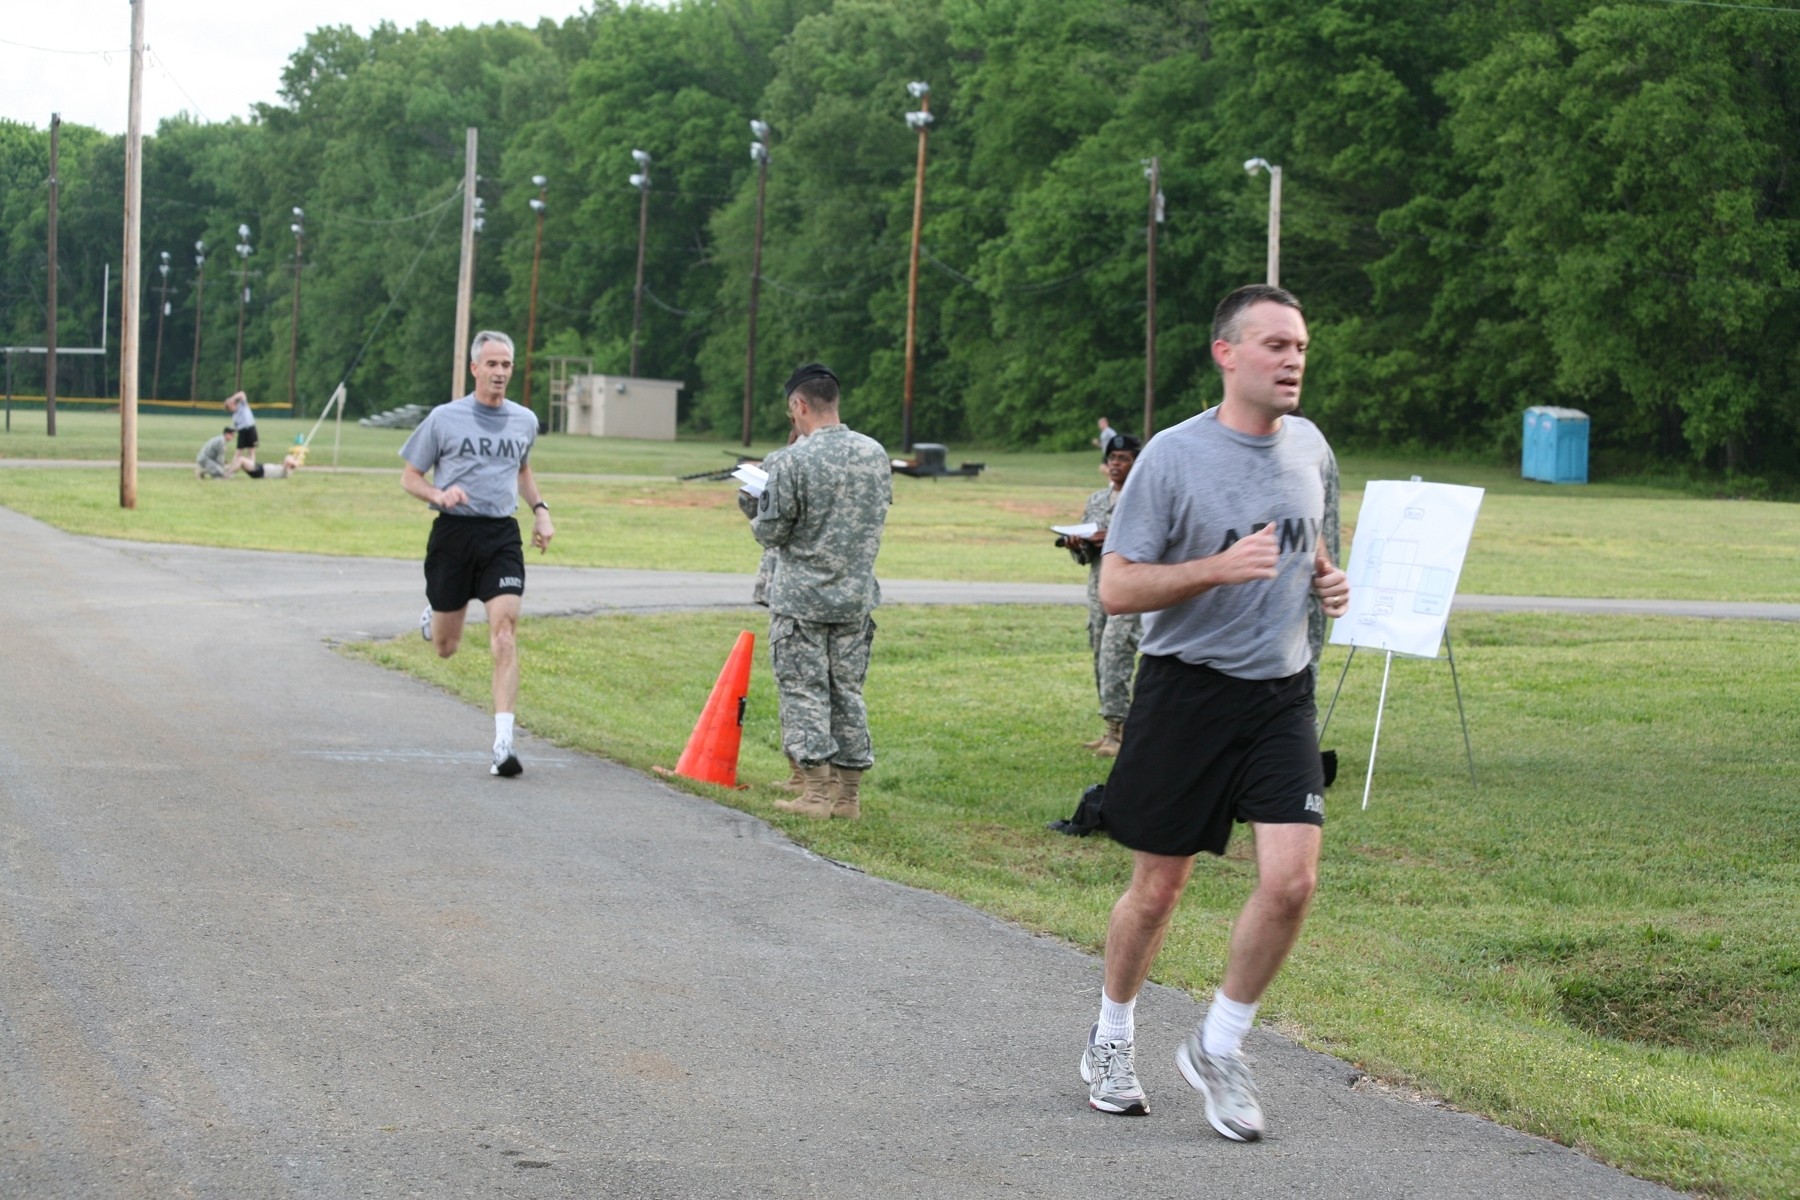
[483,594,524,777]
[483,593,521,715]
[1220,822,1321,1004]
[1103,851,1197,1004]
[429,606,468,659]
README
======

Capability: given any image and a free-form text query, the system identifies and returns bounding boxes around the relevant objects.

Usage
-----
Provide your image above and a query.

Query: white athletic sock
[1096,991,1136,1045]
[1200,989,1258,1058]
[495,712,515,748]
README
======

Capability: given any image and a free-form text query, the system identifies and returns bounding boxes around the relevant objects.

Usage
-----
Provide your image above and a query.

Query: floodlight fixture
[907,81,930,98]
[531,174,547,188]
[905,110,934,131]
[632,148,652,168]
[629,172,648,190]
[1244,157,1272,176]
[750,119,770,142]
[529,197,546,214]
[751,141,768,164]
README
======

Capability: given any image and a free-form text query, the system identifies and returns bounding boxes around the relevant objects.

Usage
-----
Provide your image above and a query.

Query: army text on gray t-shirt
[1104,408,1335,681]
[399,395,539,518]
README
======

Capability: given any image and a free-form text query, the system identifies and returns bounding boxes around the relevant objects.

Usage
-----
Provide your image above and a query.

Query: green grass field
[7,412,1799,1197]
[3,413,1797,600]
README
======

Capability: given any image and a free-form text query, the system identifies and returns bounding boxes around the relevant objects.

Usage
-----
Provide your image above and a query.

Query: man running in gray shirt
[400,330,554,777]
[1078,284,1349,1142]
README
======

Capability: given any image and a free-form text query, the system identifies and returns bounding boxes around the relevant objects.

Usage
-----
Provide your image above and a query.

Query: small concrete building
[564,375,684,440]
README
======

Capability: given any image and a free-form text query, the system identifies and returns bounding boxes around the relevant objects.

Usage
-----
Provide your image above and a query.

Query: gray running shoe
[1175,1032,1264,1141]
[420,604,433,642]
[1080,1024,1148,1115]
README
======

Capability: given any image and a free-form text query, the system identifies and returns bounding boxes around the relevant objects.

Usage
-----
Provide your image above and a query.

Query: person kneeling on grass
[196,425,239,479]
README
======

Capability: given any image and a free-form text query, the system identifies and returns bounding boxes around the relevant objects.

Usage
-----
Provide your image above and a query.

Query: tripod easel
[1318,627,1476,810]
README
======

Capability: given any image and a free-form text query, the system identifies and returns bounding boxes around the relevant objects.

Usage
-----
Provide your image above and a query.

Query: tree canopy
[4,0,1797,483]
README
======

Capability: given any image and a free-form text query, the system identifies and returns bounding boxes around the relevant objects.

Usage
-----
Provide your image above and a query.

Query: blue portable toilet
[1522,406,1589,484]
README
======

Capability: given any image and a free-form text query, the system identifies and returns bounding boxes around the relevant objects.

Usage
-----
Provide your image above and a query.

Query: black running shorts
[236,425,260,451]
[424,514,526,612]
[1102,654,1325,858]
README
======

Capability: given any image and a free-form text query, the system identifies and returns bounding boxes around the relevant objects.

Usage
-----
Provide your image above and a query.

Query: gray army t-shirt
[399,395,538,518]
[1104,407,1335,681]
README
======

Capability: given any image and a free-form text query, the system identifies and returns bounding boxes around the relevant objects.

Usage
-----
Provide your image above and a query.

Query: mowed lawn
[3,414,1797,600]
[7,413,1800,1197]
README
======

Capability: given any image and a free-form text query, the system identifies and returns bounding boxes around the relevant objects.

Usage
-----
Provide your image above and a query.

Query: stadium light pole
[628,149,652,377]
[232,224,252,391]
[901,81,933,452]
[150,250,170,400]
[1143,157,1165,441]
[743,121,770,448]
[187,240,206,402]
[1244,157,1282,287]
[287,208,304,416]
[523,175,547,414]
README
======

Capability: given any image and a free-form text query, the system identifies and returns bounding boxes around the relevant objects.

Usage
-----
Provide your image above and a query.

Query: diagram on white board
[1330,480,1484,658]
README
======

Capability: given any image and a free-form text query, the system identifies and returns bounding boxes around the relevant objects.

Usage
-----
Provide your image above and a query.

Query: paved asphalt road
[0,504,1708,1199]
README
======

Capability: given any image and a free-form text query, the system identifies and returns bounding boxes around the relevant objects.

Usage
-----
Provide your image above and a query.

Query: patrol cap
[783,362,839,396]
[1103,432,1141,461]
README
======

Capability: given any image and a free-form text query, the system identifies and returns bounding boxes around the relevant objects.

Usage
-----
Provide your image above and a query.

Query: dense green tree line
[4,0,1796,481]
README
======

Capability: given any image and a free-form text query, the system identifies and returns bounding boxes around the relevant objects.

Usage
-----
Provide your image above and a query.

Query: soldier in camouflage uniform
[747,363,892,819]
[1306,447,1341,684]
[1068,436,1142,756]
[741,430,804,790]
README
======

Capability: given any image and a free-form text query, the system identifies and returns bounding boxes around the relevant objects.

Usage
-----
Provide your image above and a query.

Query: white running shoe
[1080,1023,1148,1115]
[420,604,433,642]
[1176,1032,1264,1142]
[491,741,522,778]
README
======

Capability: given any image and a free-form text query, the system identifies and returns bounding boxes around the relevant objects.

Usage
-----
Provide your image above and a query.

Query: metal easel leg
[1444,628,1477,788]
[1362,651,1394,811]
[1318,645,1356,739]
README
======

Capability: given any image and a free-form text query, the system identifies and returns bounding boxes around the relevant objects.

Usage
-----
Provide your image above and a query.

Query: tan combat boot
[1081,728,1109,750]
[771,756,805,791]
[774,764,835,819]
[830,767,864,820]
[1093,718,1125,758]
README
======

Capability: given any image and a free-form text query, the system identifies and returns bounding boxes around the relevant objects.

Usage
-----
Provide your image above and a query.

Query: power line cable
[331,183,461,388]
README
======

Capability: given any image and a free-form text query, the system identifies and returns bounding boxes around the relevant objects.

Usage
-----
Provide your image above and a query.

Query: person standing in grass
[1079,284,1348,1142]
[223,391,258,469]
[1065,433,1142,758]
[400,330,554,778]
[748,363,891,820]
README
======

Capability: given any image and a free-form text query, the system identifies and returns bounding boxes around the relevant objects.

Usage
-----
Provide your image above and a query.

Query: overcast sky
[2,3,599,136]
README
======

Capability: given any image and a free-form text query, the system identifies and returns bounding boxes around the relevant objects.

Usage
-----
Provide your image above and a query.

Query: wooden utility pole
[188,243,206,401]
[46,114,59,437]
[451,127,477,398]
[742,131,769,447]
[150,252,170,399]
[523,177,546,412]
[1143,156,1161,441]
[120,1,145,508]
[287,210,303,414]
[901,85,933,452]
[629,150,652,378]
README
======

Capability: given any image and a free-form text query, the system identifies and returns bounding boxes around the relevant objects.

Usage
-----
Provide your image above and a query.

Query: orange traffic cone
[656,630,755,788]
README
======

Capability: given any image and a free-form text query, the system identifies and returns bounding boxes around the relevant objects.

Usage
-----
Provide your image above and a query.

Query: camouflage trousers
[1087,599,1142,722]
[769,611,877,769]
